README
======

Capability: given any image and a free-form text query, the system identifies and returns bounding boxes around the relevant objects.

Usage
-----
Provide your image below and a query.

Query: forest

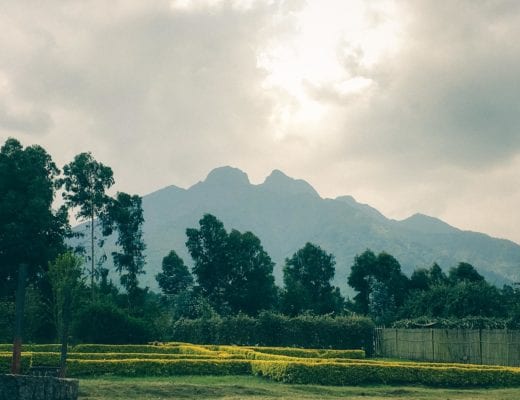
[1,137,520,346]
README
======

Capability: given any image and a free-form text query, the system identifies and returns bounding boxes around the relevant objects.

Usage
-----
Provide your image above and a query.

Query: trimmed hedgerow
[65,359,252,377]
[72,343,217,356]
[171,313,375,354]
[0,344,62,353]
[30,351,244,366]
[0,352,31,374]
[251,360,520,387]
[247,347,365,359]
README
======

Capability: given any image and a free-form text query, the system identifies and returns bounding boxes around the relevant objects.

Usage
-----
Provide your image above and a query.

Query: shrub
[0,352,31,374]
[65,359,252,377]
[0,344,62,352]
[171,313,374,354]
[251,360,520,387]
[72,302,154,344]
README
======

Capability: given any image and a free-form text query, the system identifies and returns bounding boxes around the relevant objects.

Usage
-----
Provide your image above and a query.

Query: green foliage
[282,243,343,316]
[72,302,154,344]
[107,192,146,309]
[348,250,409,317]
[0,138,68,295]
[251,360,520,387]
[61,151,114,293]
[48,252,84,339]
[186,214,277,315]
[392,316,517,329]
[65,359,252,377]
[171,313,375,354]
[0,352,31,374]
[401,281,507,319]
[449,262,485,284]
[156,250,193,296]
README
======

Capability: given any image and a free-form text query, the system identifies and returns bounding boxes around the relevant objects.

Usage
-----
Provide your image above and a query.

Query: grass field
[78,376,520,400]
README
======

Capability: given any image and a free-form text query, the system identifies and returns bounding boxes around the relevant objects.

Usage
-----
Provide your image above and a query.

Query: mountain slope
[90,166,520,293]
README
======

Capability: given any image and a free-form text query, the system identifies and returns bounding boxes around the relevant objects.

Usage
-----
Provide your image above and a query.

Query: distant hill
[82,166,520,294]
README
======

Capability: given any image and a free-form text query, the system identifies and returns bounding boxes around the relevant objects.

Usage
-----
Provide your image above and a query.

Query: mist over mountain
[90,166,520,294]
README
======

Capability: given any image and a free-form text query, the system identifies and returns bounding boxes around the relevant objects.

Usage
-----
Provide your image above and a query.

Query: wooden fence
[374,328,520,366]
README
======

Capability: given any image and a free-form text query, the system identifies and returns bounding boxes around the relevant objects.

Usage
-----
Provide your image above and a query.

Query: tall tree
[61,152,114,298]
[48,252,83,377]
[348,250,409,316]
[225,229,277,315]
[0,138,68,294]
[156,250,193,296]
[186,214,278,315]
[282,242,344,316]
[186,214,229,312]
[107,192,146,310]
[448,262,484,284]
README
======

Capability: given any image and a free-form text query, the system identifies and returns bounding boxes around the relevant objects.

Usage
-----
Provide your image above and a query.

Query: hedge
[251,360,520,387]
[0,352,31,374]
[72,344,216,356]
[64,359,252,377]
[246,347,365,359]
[171,313,375,354]
[0,344,62,353]
[30,351,244,365]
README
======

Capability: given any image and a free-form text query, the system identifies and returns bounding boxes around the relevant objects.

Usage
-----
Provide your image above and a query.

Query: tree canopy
[282,242,343,316]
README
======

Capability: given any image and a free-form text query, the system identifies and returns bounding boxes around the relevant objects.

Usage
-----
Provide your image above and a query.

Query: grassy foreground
[78,375,520,400]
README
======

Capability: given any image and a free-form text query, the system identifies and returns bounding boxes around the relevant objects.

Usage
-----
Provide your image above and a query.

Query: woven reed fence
[374,328,520,366]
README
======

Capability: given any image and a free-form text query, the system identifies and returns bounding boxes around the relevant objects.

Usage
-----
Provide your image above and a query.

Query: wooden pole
[11,263,27,374]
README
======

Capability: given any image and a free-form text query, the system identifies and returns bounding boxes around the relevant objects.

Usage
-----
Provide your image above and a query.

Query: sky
[1,0,520,244]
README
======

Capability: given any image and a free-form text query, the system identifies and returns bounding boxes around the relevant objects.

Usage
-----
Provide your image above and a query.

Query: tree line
[1,137,519,349]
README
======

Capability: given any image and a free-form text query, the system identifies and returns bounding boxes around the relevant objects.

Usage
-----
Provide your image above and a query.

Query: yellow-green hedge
[251,360,520,387]
[246,346,365,359]
[30,351,244,366]
[0,344,62,353]
[0,352,31,374]
[64,359,252,377]
[72,343,216,356]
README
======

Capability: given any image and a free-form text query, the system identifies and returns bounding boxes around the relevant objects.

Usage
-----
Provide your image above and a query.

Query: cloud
[1,0,520,244]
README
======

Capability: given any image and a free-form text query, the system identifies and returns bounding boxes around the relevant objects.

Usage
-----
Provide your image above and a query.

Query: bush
[171,313,374,354]
[0,344,62,352]
[249,347,365,359]
[65,359,252,377]
[251,360,520,387]
[73,302,154,344]
[31,351,242,365]
[0,352,31,374]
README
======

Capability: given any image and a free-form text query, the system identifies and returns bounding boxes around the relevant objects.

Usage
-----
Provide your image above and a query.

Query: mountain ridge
[84,166,520,293]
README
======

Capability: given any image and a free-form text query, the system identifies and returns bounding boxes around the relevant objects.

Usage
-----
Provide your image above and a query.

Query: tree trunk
[91,207,95,300]
[11,263,27,375]
[59,289,71,378]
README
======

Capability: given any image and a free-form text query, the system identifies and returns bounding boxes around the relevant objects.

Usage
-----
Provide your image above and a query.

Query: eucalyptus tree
[107,192,146,311]
[61,152,114,297]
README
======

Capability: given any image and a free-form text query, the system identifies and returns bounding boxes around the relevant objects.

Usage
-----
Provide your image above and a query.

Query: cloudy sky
[1,0,520,243]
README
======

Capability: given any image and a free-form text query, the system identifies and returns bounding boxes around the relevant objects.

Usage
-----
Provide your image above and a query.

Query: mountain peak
[204,166,250,186]
[399,213,456,234]
[262,169,319,197]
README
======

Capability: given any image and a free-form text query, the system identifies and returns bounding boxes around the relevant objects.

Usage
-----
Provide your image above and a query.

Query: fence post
[479,329,483,365]
[395,328,398,358]
[506,328,509,366]
[431,328,435,362]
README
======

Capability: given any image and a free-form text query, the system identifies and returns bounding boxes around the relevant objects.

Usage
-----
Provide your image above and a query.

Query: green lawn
[78,375,520,400]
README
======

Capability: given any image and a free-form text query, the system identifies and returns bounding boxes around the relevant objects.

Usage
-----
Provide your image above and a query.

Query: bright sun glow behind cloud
[257,0,402,138]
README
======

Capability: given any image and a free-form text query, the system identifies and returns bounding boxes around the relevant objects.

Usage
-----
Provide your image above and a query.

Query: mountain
[87,166,520,294]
